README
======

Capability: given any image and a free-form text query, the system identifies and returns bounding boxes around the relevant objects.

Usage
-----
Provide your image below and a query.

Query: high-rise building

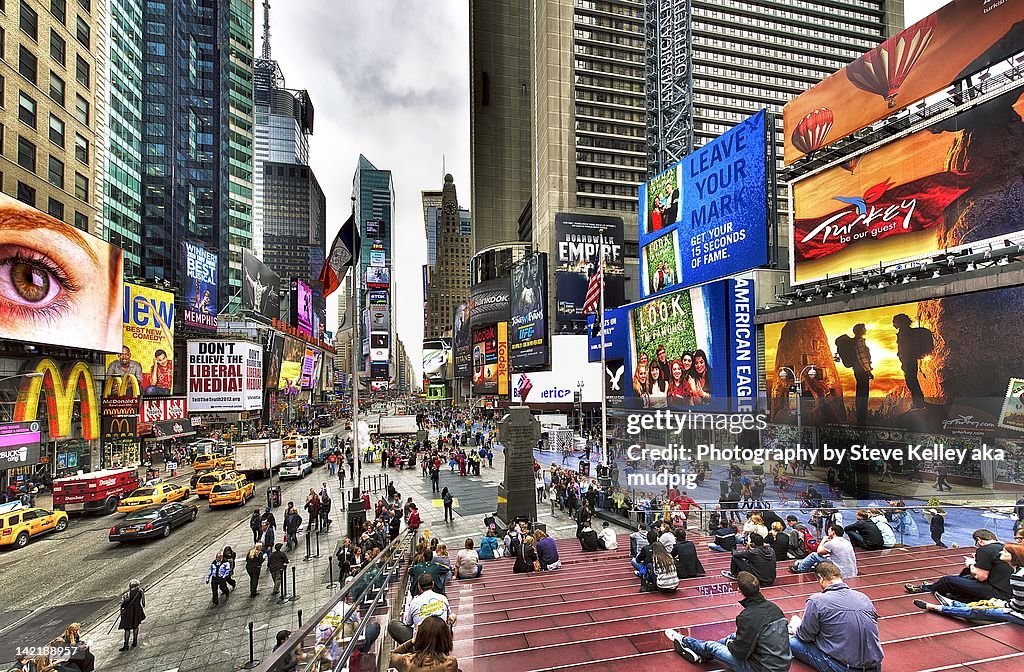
[262,161,325,290]
[423,175,472,340]
[422,188,442,268]
[0,0,108,234]
[645,0,903,260]
[353,155,395,387]
[136,0,254,294]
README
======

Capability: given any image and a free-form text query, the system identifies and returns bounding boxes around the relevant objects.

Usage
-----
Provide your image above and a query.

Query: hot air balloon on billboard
[846,15,937,108]
[791,107,834,156]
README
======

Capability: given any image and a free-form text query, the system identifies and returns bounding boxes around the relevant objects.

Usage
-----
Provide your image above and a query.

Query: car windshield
[198,474,221,483]
[212,483,237,493]
[124,509,160,521]
[281,461,299,467]
[132,488,156,497]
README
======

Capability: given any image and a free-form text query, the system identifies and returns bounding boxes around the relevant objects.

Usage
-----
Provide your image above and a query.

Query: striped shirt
[1010,567,1024,617]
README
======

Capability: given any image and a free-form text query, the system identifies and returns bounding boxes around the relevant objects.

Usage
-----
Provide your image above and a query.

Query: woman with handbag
[513,535,539,573]
[244,544,264,597]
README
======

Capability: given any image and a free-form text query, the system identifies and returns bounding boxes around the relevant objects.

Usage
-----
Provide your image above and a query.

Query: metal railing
[253,528,415,672]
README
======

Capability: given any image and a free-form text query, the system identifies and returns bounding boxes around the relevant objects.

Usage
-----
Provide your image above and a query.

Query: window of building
[17,135,35,172]
[47,154,64,187]
[48,71,64,105]
[74,210,87,230]
[50,0,66,23]
[75,15,89,48]
[47,197,64,220]
[18,91,35,128]
[48,113,64,147]
[74,171,87,201]
[74,54,89,88]
[17,180,36,206]
[19,1,38,41]
[73,93,88,124]
[18,45,36,83]
[78,0,91,12]
[0,27,5,62]
[50,30,66,66]
[73,132,87,163]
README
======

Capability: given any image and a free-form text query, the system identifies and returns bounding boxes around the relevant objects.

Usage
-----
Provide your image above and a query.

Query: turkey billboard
[791,82,1024,285]
[764,283,1024,437]
[784,0,1024,164]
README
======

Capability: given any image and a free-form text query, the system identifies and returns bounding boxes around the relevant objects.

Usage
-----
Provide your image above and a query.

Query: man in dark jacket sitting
[845,510,884,550]
[578,523,600,552]
[666,571,792,672]
[670,529,705,578]
[724,533,777,586]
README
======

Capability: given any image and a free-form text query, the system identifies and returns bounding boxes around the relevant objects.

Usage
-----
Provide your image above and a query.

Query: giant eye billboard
[0,193,124,352]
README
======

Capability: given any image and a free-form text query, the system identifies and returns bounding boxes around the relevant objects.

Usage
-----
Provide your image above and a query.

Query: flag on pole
[318,214,359,298]
[517,374,533,403]
[582,250,604,315]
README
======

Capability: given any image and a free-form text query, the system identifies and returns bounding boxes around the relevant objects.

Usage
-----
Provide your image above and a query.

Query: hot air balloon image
[846,15,936,108]
[791,107,834,155]
[840,156,862,174]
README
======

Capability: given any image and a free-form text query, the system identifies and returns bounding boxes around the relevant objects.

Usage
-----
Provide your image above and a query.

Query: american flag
[582,250,604,315]
[517,374,533,403]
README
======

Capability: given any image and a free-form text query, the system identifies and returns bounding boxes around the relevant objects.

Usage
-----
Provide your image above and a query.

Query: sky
[268,0,944,386]
[270,0,470,384]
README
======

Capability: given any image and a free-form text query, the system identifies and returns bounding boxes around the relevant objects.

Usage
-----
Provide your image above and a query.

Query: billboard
[183,241,218,330]
[365,219,385,238]
[468,277,510,329]
[0,193,124,353]
[186,340,263,412]
[264,331,284,390]
[422,339,449,382]
[510,253,550,370]
[300,346,317,389]
[366,266,390,289]
[472,324,499,395]
[368,290,388,306]
[763,283,1024,436]
[370,332,390,361]
[454,302,472,378]
[587,306,630,363]
[555,213,624,329]
[638,110,770,293]
[370,362,389,381]
[368,304,391,331]
[278,337,304,392]
[292,279,314,335]
[0,422,42,470]
[511,335,601,404]
[783,0,1024,164]
[242,251,281,320]
[106,283,175,396]
[791,82,1024,285]
[14,358,100,440]
[370,250,386,267]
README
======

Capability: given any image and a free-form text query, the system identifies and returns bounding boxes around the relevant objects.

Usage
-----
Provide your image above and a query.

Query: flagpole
[599,229,608,468]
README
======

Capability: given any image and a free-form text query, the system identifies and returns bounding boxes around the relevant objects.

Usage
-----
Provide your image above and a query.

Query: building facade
[0,0,108,234]
[261,160,325,292]
[424,175,472,340]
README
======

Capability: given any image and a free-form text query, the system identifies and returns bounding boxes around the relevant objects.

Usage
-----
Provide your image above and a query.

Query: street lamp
[576,380,584,436]
[0,372,44,385]
[778,365,817,453]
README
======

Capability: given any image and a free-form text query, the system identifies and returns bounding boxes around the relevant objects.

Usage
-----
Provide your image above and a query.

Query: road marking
[43,548,63,555]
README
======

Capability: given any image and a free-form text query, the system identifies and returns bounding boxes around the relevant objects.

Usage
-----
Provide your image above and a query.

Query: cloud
[272,0,470,386]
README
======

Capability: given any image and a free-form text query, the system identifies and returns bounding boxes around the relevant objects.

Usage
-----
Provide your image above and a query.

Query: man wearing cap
[598,521,618,550]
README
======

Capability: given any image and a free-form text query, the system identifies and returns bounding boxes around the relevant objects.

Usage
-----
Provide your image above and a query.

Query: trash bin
[267,485,282,508]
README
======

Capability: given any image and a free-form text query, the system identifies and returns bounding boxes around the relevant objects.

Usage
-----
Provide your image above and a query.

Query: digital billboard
[106,283,175,396]
[454,302,472,378]
[511,336,601,405]
[472,325,499,395]
[468,277,510,329]
[791,82,1024,285]
[242,251,281,320]
[587,306,630,364]
[422,339,450,382]
[0,422,42,470]
[300,346,316,389]
[510,253,549,370]
[0,193,124,353]
[186,341,263,412]
[638,110,770,293]
[370,250,386,267]
[370,362,389,381]
[183,241,218,330]
[368,304,391,331]
[278,337,305,392]
[370,332,390,361]
[555,213,624,329]
[265,331,284,390]
[366,266,390,289]
[784,0,1024,164]
[292,279,314,335]
[764,284,1024,436]
[368,290,388,306]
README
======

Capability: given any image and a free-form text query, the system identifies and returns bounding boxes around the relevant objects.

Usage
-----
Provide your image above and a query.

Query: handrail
[253,528,414,672]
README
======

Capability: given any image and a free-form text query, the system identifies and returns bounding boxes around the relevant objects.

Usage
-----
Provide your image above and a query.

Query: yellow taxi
[208,474,255,508]
[116,482,192,513]
[192,453,221,472]
[219,456,236,470]
[196,470,239,498]
[0,505,69,549]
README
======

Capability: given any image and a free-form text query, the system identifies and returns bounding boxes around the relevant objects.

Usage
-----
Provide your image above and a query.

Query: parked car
[278,456,313,480]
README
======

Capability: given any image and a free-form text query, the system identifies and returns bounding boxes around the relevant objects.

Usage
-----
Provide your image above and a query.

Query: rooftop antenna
[261,1,272,60]
[442,153,446,181]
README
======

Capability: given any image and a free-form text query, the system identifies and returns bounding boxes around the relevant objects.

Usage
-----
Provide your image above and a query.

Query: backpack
[797,526,817,555]
[905,326,935,359]
[834,334,857,368]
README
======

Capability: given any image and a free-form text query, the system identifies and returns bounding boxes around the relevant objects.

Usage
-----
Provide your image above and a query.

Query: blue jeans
[936,600,1024,625]
[708,544,730,553]
[680,636,753,672]
[796,552,827,572]
[924,575,999,602]
[790,637,880,672]
[631,558,645,573]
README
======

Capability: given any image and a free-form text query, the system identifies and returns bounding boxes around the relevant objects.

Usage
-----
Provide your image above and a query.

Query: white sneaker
[664,628,683,644]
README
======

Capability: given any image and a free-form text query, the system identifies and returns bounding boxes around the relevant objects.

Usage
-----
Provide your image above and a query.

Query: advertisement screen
[0,422,42,470]
[555,213,625,329]
[422,339,449,382]
[472,325,499,395]
[300,346,316,389]
[511,335,600,405]
[587,305,630,363]
[183,241,218,330]
[0,193,124,352]
[370,332,390,361]
[638,110,770,293]
[791,82,1024,285]
[278,337,305,392]
[370,250,386,267]
[366,266,390,289]
[368,290,388,306]
[764,284,1024,436]
[370,362,389,381]
[510,253,549,370]
[105,283,175,396]
[468,277,510,329]
[454,302,471,378]
[265,332,284,390]
[365,220,385,238]
[368,304,391,331]
[292,279,314,335]
[242,251,281,320]
[784,0,1024,164]
[186,341,263,412]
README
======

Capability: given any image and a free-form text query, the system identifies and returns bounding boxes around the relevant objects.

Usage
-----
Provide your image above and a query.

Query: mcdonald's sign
[14,358,100,441]
[103,374,142,398]
[102,374,141,441]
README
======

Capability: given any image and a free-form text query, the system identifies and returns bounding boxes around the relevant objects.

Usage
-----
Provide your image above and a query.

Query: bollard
[288,565,300,602]
[315,530,320,558]
[277,571,286,604]
[327,559,336,589]
[240,621,261,669]
[303,529,312,562]
[298,609,303,628]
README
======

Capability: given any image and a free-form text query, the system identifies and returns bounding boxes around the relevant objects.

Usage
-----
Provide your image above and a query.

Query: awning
[147,420,197,441]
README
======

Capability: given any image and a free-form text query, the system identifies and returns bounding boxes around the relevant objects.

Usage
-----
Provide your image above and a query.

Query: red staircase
[445,533,1024,671]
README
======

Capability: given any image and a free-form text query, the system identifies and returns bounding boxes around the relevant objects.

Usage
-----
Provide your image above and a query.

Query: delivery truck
[233,439,285,478]
[378,415,419,435]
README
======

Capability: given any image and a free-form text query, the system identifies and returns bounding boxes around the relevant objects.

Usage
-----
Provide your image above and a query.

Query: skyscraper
[423,175,472,340]
[137,0,254,294]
